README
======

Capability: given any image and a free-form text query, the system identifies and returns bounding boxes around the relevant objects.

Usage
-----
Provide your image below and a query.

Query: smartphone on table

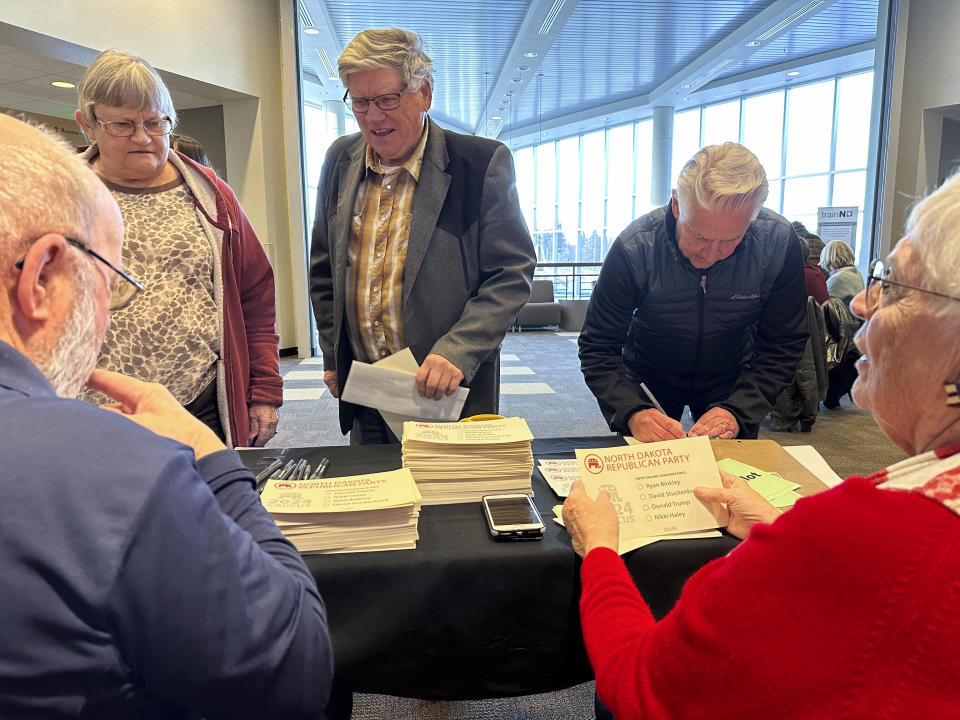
[481,493,546,540]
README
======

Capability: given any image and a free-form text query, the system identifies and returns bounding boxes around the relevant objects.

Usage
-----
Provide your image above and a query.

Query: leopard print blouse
[81,176,220,405]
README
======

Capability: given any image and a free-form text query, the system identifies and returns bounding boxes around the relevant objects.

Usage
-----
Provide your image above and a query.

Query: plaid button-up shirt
[346,123,429,363]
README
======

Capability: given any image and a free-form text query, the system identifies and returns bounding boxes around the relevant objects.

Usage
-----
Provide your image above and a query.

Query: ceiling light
[512,77,522,83]
[517,65,530,71]
[787,71,800,77]
[304,27,320,35]
[522,51,539,58]
[681,97,690,102]
[537,0,566,35]
[745,40,761,47]
[50,81,75,89]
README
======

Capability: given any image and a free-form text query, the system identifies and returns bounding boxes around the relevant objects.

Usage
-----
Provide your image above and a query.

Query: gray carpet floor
[271,330,906,719]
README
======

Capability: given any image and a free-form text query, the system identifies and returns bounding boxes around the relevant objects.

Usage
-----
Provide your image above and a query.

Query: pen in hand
[639,382,667,416]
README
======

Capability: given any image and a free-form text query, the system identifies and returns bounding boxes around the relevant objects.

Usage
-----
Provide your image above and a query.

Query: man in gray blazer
[309,28,536,443]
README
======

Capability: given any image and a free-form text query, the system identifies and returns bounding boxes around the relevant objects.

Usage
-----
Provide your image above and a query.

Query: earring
[945,383,960,405]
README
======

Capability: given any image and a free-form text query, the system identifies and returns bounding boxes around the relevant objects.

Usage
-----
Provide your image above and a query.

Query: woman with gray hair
[823,238,865,305]
[563,173,960,718]
[74,49,282,447]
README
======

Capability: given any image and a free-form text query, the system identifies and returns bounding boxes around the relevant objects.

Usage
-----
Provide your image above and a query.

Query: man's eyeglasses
[865,259,960,313]
[94,115,172,137]
[15,237,144,311]
[342,87,407,113]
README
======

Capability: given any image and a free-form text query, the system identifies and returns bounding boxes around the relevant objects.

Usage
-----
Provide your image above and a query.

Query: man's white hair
[338,28,434,92]
[675,143,768,215]
[0,115,105,265]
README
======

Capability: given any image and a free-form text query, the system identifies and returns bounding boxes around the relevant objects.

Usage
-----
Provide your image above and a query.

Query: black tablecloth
[241,436,739,699]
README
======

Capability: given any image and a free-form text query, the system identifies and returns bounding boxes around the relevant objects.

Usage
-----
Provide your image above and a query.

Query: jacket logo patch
[729,293,760,300]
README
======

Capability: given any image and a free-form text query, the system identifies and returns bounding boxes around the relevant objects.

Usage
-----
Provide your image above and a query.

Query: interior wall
[176,105,228,179]
[1,0,304,351]
[938,116,960,185]
[888,0,960,251]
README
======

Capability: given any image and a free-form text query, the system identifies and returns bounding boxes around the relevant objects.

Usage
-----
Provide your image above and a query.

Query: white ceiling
[0,21,249,124]
[298,0,881,147]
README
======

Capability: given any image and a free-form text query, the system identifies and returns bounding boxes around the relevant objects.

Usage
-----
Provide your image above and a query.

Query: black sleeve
[578,239,651,433]
[714,233,809,430]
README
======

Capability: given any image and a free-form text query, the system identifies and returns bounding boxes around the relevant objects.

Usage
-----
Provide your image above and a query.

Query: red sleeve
[579,479,960,719]
[216,176,283,409]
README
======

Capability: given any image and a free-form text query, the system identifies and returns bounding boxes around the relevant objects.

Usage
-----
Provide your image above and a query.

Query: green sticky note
[716,458,800,500]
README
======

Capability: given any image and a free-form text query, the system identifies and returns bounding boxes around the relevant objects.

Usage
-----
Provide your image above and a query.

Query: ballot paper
[537,458,582,498]
[341,350,469,425]
[401,417,534,504]
[260,468,422,554]
[575,435,728,539]
[715,457,803,507]
[551,505,721,554]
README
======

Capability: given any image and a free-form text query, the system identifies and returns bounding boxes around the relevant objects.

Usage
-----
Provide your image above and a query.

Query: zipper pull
[700,275,707,294]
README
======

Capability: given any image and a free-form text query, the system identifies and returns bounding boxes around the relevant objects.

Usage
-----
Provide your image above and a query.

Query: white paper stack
[260,468,422,554]
[401,417,535,504]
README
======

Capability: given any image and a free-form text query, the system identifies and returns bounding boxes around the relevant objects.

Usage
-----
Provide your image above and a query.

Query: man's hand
[323,370,339,398]
[86,370,225,460]
[562,481,620,558]
[689,407,738,439]
[415,354,464,400]
[693,471,780,539]
[627,408,685,442]
[248,403,279,447]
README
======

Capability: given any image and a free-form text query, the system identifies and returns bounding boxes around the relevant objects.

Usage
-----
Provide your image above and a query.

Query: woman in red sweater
[563,174,960,720]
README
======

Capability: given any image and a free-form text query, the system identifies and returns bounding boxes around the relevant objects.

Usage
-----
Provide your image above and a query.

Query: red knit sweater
[580,473,960,719]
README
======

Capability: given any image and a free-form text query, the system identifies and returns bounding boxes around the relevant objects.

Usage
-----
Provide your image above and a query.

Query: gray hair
[338,28,434,92]
[0,115,105,266]
[675,143,768,215]
[77,49,177,128]
[904,171,960,312]
[822,240,856,274]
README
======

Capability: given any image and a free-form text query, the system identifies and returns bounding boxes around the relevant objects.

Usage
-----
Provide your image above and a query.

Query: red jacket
[79,146,282,446]
[185,156,283,445]
[580,475,960,719]
[804,261,830,303]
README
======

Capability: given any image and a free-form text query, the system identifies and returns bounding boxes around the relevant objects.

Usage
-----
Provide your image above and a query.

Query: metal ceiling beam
[647,0,841,106]
[476,0,580,138]
[504,39,875,150]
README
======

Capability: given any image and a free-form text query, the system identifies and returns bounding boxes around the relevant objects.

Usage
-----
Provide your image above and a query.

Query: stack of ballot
[260,468,422,554]
[401,417,534,504]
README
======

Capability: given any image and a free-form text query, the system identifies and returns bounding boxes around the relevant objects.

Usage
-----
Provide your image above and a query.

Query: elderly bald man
[0,115,331,718]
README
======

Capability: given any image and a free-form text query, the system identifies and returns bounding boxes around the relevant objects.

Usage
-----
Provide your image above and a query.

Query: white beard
[37,264,101,398]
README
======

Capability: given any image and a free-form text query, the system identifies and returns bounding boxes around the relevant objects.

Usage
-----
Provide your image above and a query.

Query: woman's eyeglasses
[865,259,960,313]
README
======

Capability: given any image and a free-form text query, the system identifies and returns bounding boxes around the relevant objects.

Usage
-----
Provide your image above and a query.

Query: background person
[823,239,865,305]
[822,239,865,408]
[171,133,211,168]
[579,143,807,441]
[74,49,282,447]
[562,171,960,719]
[309,28,535,444]
[0,114,332,719]
[799,237,829,303]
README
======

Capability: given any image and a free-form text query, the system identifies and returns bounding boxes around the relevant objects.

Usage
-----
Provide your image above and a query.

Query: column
[651,106,674,206]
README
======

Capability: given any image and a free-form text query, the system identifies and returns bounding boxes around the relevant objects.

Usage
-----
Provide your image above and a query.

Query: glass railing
[532,262,602,300]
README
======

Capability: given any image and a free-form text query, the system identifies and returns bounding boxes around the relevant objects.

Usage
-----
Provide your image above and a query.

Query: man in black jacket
[579,143,807,441]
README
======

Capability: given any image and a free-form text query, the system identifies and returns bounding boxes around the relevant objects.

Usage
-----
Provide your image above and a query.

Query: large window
[513,70,875,277]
